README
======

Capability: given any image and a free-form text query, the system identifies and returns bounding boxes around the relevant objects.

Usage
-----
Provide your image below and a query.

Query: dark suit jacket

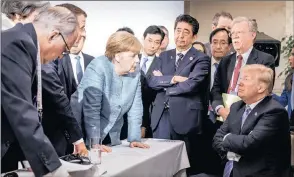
[1,23,61,176]
[139,54,159,136]
[41,61,84,156]
[210,48,275,111]
[212,96,291,177]
[147,47,210,134]
[57,53,94,99]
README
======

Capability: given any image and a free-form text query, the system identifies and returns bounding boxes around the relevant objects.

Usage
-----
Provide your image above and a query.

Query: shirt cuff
[73,138,84,145]
[215,105,224,115]
[223,133,231,141]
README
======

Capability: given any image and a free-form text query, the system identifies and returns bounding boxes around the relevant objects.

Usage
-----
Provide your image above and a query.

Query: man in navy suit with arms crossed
[147,14,210,175]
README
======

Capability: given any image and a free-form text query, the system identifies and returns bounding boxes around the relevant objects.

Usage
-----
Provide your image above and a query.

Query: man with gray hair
[1,6,79,177]
[213,64,290,177]
[1,0,50,30]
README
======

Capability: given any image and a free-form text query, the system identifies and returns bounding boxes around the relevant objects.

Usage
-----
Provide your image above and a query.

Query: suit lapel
[146,56,158,76]
[230,102,246,134]
[63,55,77,87]
[241,96,271,134]
[83,53,92,69]
[227,53,237,86]
[245,48,258,65]
[175,47,196,74]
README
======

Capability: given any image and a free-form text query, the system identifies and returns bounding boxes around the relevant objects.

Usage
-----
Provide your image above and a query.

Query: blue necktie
[176,53,184,68]
[291,74,294,110]
[223,105,252,177]
[76,56,83,83]
[214,63,219,79]
[141,57,148,74]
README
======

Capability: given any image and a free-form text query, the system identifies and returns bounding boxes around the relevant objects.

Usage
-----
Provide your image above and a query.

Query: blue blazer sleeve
[81,62,104,140]
[166,55,210,96]
[272,86,288,107]
[127,75,143,142]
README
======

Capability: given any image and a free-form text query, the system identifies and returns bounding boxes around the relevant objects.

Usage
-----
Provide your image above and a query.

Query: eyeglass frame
[59,32,71,55]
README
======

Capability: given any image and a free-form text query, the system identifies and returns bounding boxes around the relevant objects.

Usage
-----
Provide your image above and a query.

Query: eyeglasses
[59,33,70,55]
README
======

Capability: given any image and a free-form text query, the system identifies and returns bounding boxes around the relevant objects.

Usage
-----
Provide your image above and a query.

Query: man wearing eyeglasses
[41,3,92,158]
[2,6,79,177]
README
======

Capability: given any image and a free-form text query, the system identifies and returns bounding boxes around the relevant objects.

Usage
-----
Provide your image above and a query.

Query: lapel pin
[189,57,193,61]
[254,112,257,116]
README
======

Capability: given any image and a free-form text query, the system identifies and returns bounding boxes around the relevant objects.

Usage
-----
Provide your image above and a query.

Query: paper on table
[217,93,241,122]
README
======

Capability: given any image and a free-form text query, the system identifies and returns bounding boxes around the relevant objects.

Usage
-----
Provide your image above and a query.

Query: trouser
[153,109,208,176]
[1,142,25,173]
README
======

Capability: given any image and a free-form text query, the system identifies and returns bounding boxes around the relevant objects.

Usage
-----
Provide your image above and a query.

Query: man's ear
[212,24,216,31]
[192,34,197,43]
[47,30,60,43]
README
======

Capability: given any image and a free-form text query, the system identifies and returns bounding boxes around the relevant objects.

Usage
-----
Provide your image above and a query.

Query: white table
[98,138,190,177]
[1,139,190,177]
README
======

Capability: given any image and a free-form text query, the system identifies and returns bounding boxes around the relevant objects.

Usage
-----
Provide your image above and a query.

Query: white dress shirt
[140,54,155,72]
[69,52,85,84]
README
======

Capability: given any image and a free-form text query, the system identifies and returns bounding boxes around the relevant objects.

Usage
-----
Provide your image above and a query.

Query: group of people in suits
[1,1,294,177]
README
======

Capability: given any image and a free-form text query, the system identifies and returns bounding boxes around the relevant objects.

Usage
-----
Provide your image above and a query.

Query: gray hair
[1,0,50,19]
[231,16,258,33]
[33,6,77,37]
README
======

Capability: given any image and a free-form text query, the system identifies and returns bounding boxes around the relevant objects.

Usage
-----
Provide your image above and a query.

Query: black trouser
[1,142,25,173]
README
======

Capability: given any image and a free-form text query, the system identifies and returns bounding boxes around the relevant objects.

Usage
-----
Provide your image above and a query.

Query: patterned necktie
[176,53,184,68]
[228,55,243,94]
[208,63,220,122]
[223,160,233,177]
[76,56,83,83]
[141,57,149,74]
[241,105,252,128]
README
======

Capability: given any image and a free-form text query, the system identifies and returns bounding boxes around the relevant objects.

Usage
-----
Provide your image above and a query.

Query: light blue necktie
[291,74,294,110]
[141,57,149,74]
[76,56,83,83]
[223,105,252,177]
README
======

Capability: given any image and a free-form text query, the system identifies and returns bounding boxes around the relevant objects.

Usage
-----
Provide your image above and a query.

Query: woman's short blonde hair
[105,31,142,59]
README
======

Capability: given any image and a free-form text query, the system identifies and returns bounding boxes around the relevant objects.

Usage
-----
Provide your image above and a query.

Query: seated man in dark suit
[42,3,93,157]
[213,64,291,177]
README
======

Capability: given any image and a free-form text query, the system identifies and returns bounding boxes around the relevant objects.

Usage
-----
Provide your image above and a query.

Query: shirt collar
[176,46,192,56]
[69,52,83,59]
[141,53,155,61]
[211,56,220,65]
[247,96,265,110]
[237,46,253,63]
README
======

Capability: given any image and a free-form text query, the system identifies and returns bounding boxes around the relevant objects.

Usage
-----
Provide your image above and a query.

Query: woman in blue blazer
[273,72,293,118]
[71,31,149,151]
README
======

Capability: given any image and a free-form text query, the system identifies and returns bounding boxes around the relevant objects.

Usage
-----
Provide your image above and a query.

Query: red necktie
[228,55,243,93]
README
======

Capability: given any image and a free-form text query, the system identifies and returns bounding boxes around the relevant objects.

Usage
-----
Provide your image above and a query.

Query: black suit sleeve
[1,40,61,176]
[212,114,230,160]
[222,109,288,156]
[42,62,83,144]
